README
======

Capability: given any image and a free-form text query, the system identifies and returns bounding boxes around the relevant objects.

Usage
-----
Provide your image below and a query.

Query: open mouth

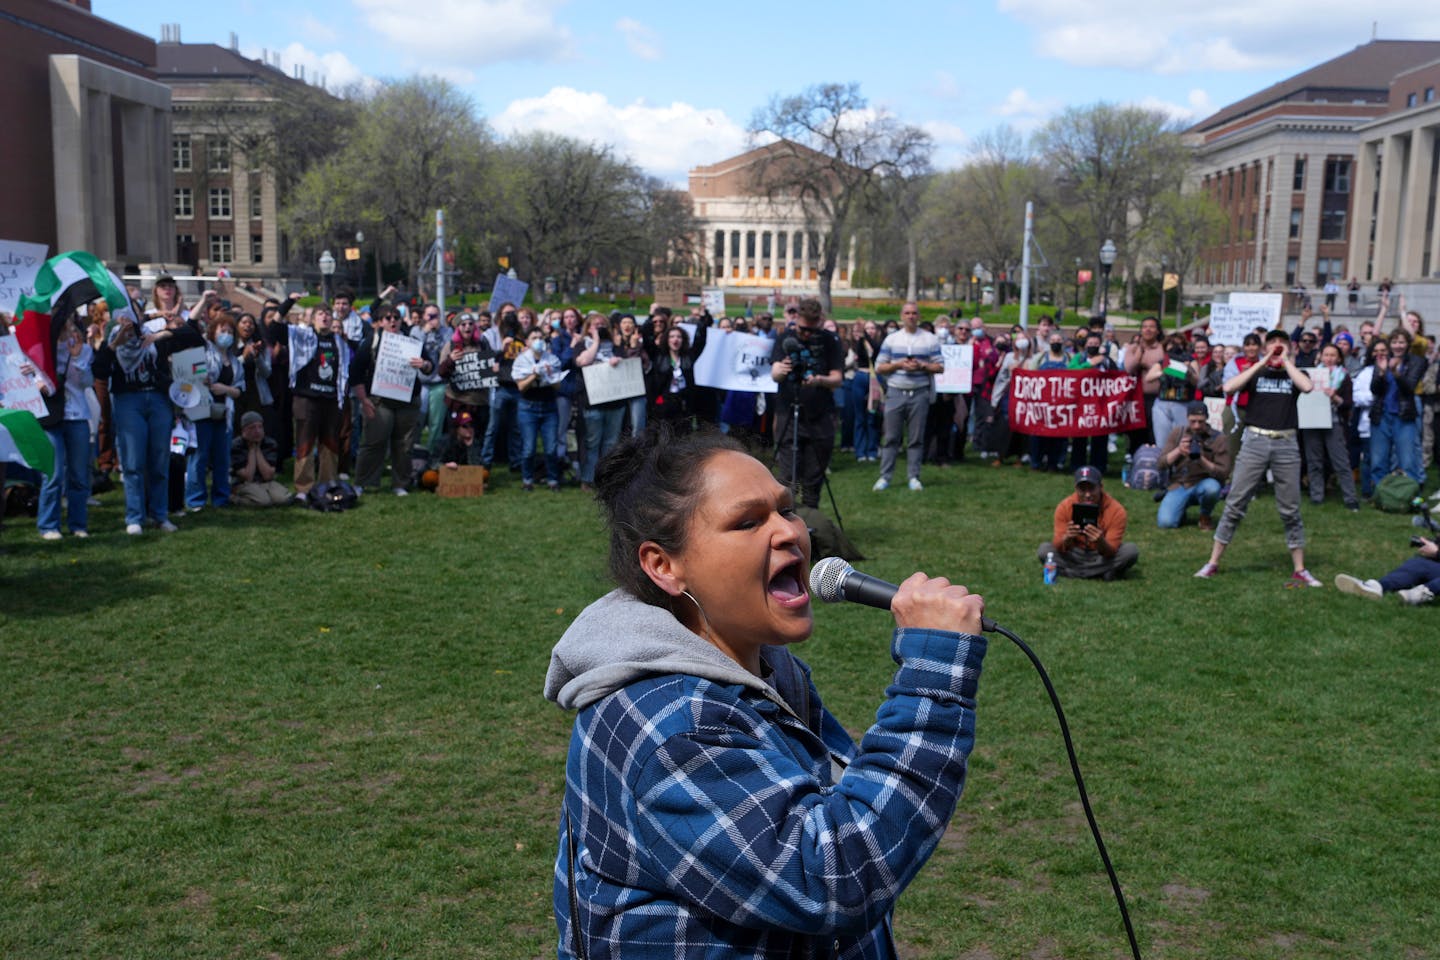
[767,556,809,606]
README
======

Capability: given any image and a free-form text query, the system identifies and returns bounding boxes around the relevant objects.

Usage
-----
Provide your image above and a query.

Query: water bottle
[1121,454,1132,487]
[1043,551,1058,586]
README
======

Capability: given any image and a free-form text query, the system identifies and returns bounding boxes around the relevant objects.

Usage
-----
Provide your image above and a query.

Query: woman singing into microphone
[543,425,988,958]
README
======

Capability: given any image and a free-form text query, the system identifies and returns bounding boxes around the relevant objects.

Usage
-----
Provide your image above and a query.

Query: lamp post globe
[319,249,336,301]
[1098,239,1116,318]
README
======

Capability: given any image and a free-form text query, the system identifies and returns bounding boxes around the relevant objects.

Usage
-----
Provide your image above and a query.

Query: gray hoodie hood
[544,588,778,711]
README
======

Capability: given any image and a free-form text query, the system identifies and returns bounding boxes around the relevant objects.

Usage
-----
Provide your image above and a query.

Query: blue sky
[98,0,1440,184]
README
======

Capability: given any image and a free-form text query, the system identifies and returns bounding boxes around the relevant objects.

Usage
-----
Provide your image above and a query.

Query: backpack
[1373,473,1420,513]
[1126,444,1163,490]
[306,480,360,512]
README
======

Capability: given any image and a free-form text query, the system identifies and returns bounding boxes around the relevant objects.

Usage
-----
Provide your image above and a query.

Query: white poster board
[0,334,46,416]
[371,331,422,402]
[701,287,726,318]
[581,356,646,404]
[1203,396,1227,433]
[1295,366,1333,430]
[693,330,779,394]
[169,347,209,388]
[1228,292,1284,327]
[488,274,529,315]
[0,240,49,315]
[1208,301,1279,346]
[935,343,974,394]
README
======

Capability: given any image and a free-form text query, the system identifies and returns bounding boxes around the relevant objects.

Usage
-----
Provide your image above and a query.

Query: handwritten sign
[701,287,726,318]
[0,334,46,416]
[1296,367,1332,430]
[0,240,48,315]
[488,274,529,316]
[1007,369,1146,437]
[693,330,779,394]
[935,343,973,394]
[370,331,421,402]
[1228,292,1283,326]
[1208,302,1275,347]
[581,356,646,404]
[437,465,486,498]
[169,347,209,388]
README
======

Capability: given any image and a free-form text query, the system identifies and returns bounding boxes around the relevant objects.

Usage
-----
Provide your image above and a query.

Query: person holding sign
[351,307,432,496]
[1301,343,1359,509]
[872,303,942,492]
[512,328,565,492]
[1195,329,1320,587]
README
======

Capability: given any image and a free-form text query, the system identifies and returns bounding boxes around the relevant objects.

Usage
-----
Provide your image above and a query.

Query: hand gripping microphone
[808,557,997,632]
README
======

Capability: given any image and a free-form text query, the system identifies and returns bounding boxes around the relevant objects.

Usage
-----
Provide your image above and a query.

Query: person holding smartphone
[1037,465,1139,580]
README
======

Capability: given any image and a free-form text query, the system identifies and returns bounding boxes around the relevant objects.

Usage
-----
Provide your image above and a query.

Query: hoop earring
[680,590,713,642]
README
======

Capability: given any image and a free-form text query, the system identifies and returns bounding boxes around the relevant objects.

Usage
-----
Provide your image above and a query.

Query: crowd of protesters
[2,281,1436,597]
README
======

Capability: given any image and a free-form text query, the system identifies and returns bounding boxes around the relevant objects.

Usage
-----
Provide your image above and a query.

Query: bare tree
[748,83,931,313]
[1149,191,1228,327]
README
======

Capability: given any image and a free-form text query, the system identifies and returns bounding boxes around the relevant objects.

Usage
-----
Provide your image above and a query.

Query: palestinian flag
[0,408,54,477]
[12,250,135,385]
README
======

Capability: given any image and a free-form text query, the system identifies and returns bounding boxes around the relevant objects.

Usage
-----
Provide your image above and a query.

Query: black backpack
[306,480,360,512]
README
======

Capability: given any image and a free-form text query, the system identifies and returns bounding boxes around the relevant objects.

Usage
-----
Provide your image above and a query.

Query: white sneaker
[158,521,178,533]
[1334,574,1383,600]
[908,477,924,492]
[872,478,889,491]
[393,487,409,497]
[125,523,143,536]
[72,530,89,539]
[1397,584,1435,606]
[40,530,62,541]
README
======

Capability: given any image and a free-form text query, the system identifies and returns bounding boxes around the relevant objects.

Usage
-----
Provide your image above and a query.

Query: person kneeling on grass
[230,411,290,507]
[1335,537,1439,606]
[1038,466,1139,581]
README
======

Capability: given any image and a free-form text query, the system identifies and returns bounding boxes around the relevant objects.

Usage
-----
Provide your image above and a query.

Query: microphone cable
[984,618,1142,960]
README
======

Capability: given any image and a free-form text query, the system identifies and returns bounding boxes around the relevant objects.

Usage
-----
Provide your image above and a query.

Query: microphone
[808,557,996,632]
[782,336,802,355]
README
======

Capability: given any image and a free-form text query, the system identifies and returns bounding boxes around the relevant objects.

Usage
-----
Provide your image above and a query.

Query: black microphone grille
[808,556,851,603]
[783,336,802,354]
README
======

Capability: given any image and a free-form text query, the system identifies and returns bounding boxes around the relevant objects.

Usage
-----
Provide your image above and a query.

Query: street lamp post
[354,231,365,295]
[1098,239,1117,320]
[1073,257,1081,315]
[1158,254,1168,329]
[319,249,336,302]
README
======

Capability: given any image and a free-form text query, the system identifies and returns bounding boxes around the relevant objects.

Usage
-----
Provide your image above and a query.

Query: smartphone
[1072,503,1100,528]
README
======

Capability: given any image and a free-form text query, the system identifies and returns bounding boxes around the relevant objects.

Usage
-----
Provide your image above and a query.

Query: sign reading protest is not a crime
[1008,369,1146,437]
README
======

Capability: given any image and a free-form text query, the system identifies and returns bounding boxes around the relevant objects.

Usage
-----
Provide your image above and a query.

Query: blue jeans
[112,390,172,526]
[38,419,91,534]
[185,418,232,508]
[582,404,625,483]
[1379,555,1440,594]
[849,372,879,459]
[517,396,561,485]
[481,385,522,466]
[626,394,647,434]
[1369,413,1423,489]
[1157,478,1221,528]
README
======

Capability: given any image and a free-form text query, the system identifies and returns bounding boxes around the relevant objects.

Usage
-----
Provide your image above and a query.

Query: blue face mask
[551,318,562,330]
[216,332,235,349]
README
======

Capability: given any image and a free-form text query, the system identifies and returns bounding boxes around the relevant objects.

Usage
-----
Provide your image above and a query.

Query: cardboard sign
[169,346,209,388]
[488,274,529,316]
[0,240,49,315]
[1209,292,1283,345]
[371,331,421,402]
[693,329,778,394]
[1296,366,1333,430]
[1008,369,1146,437]
[581,356,646,404]
[437,465,486,498]
[0,334,46,416]
[935,343,973,394]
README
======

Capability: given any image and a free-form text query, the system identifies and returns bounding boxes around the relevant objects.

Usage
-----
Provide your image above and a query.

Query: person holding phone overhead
[1038,465,1139,580]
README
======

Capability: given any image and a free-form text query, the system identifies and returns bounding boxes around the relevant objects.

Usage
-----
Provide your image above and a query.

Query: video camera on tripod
[781,335,827,385]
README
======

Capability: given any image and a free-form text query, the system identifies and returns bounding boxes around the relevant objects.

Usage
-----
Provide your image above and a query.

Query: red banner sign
[1008,369,1146,437]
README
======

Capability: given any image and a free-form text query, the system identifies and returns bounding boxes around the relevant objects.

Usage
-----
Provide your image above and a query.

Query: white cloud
[993,87,1060,130]
[616,18,661,61]
[494,87,748,183]
[921,120,970,170]
[247,42,377,93]
[295,14,338,47]
[353,0,574,63]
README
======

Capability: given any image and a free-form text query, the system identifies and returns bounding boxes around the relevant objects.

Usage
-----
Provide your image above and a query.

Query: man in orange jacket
[1038,466,1140,580]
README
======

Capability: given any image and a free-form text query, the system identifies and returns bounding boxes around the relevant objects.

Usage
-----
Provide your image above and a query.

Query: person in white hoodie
[543,425,987,959]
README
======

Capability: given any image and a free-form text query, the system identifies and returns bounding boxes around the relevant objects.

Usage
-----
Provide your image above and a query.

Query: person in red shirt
[1038,466,1139,580]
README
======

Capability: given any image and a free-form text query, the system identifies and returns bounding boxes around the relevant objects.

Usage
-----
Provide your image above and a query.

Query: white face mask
[1014,337,1030,351]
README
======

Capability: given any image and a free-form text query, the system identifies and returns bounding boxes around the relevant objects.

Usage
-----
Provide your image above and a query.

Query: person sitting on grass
[1038,466,1139,581]
[229,411,290,507]
[1335,537,1439,606]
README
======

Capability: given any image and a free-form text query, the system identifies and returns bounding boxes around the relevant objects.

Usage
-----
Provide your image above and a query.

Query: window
[1286,257,1298,286]
[1292,157,1306,191]
[250,191,263,219]
[209,234,232,263]
[174,187,193,218]
[1315,258,1342,285]
[173,136,191,172]
[251,235,264,264]
[208,187,232,219]
[207,137,231,173]
[1320,207,1347,242]
[1426,87,1436,103]
[1289,208,1302,239]
[176,234,194,255]
[1407,93,1418,109]
[1323,158,1351,193]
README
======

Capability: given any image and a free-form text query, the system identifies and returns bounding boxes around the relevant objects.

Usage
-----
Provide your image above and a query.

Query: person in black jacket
[350,306,434,496]
[646,324,706,427]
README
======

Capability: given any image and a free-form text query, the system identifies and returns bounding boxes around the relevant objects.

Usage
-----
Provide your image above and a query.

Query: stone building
[1185,40,1440,300]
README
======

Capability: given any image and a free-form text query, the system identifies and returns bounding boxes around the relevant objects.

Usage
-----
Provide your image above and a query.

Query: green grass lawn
[2,453,1436,959]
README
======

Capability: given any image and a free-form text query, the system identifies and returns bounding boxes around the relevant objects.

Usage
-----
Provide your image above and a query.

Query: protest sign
[488,274,529,316]
[0,240,48,315]
[371,331,422,402]
[1008,369,1146,437]
[169,347,209,388]
[1203,396,1226,433]
[693,329,779,394]
[581,356,646,404]
[1296,367,1332,430]
[1228,292,1283,326]
[701,288,726,318]
[1208,302,1274,346]
[935,343,973,394]
[437,465,487,498]
[0,334,46,416]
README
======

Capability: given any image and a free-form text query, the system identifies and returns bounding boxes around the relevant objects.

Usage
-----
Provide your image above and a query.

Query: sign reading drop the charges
[1008,369,1146,437]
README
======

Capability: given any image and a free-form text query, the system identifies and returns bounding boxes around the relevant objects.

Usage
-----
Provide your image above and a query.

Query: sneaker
[908,477,923,492]
[1334,574,1384,599]
[40,530,62,541]
[1198,514,1214,532]
[872,478,889,491]
[1289,569,1323,588]
[547,481,560,492]
[1397,584,1435,606]
[87,497,101,507]
[392,487,409,497]
[1193,562,1218,579]
[1345,501,1361,512]
[72,530,89,539]
[125,523,143,536]
[187,505,203,514]
[158,521,178,533]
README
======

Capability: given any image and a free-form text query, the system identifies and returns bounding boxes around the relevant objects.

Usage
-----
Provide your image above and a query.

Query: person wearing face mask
[1023,332,1068,472]
[512,328,565,491]
[1066,331,1118,474]
[184,312,245,511]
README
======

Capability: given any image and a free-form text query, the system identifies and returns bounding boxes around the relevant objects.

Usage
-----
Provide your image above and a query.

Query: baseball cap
[1186,401,1208,417]
[1074,466,1102,487]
